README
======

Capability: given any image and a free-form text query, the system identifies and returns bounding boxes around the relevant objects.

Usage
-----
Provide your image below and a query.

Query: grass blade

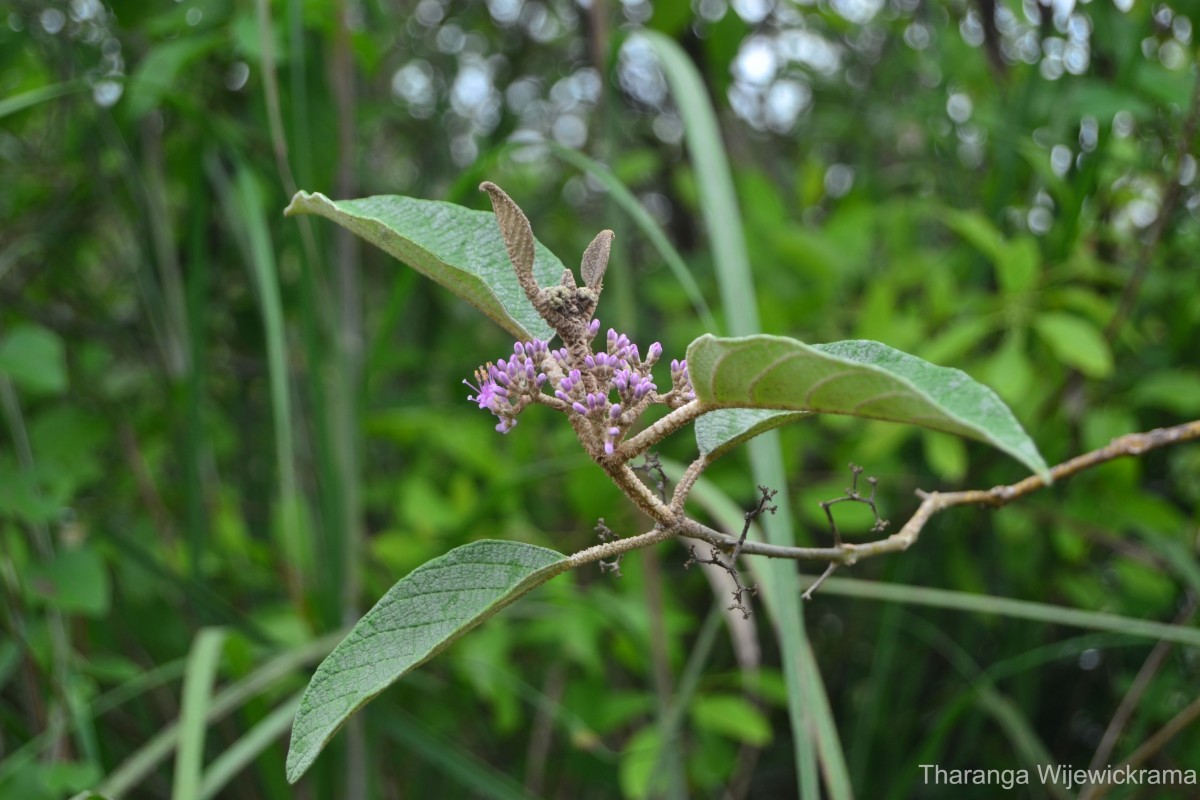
[640,29,849,799]
[0,80,87,119]
[92,632,342,798]
[379,711,537,800]
[171,628,228,800]
[197,692,301,800]
[804,577,1200,646]
[902,615,1070,800]
[209,158,312,600]
[543,143,718,331]
[635,32,756,329]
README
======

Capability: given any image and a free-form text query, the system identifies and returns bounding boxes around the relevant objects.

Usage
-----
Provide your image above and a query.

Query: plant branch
[566,526,677,569]
[597,419,1200,570]
[605,463,674,521]
[670,453,714,513]
[618,399,706,460]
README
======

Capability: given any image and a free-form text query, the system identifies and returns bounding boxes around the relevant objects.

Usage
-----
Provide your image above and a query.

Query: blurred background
[2,0,1199,797]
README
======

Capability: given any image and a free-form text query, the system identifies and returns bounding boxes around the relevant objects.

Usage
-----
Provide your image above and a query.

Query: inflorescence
[464,320,695,456]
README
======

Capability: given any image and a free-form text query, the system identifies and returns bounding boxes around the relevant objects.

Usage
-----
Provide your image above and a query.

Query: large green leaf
[686,334,1049,480]
[286,540,569,784]
[694,408,810,460]
[285,192,562,341]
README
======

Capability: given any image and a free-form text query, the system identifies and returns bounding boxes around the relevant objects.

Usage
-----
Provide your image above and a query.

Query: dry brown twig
[568,419,1200,605]
[670,420,1200,572]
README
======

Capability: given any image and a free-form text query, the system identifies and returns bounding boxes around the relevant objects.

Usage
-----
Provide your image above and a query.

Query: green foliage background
[1,0,1198,797]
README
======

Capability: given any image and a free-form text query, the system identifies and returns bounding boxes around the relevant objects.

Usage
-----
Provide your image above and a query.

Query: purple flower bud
[536,374,547,387]
[610,404,622,419]
[608,426,621,437]
[572,402,589,416]
[588,319,601,336]
[647,342,662,363]
[604,441,614,455]
[585,354,596,369]
[555,390,571,403]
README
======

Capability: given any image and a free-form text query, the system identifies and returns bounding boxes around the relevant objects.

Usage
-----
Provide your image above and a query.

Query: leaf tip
[284,190,323,217]
[285,737,313,784]
[581,229,613,290]
[479,182,539,298]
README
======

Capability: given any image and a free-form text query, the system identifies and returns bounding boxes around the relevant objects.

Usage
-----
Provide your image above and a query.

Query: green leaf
[940,209,1007,267]
[1130,370,1200,415]
[694,408,810,459]
[686,334,1049,480]
[999,236,1040,296]
[1032,311,1113,378]
[0,324,68,394]
[124,35,223,119]
[286,540,569,784]
[939,210,1039,295]
[619,726,664,800]
[689,694,772,746]
[25,546,111,617]
[285,192,563,341]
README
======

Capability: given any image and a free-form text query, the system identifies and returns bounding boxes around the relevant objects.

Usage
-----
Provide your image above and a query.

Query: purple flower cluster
[464,320,696,454]
[669,358,696,403]
[463,339,549,433]
[546,324,663,454]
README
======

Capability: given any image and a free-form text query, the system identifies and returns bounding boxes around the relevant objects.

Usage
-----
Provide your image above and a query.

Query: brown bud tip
[581,229,613,292]
[480,181,537,291]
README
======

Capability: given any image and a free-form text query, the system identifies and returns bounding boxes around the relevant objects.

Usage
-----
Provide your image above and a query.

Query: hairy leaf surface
[285,192,562,340]
[694,408,811,460]
[687,335,1049,479]
[286,540,568,783]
